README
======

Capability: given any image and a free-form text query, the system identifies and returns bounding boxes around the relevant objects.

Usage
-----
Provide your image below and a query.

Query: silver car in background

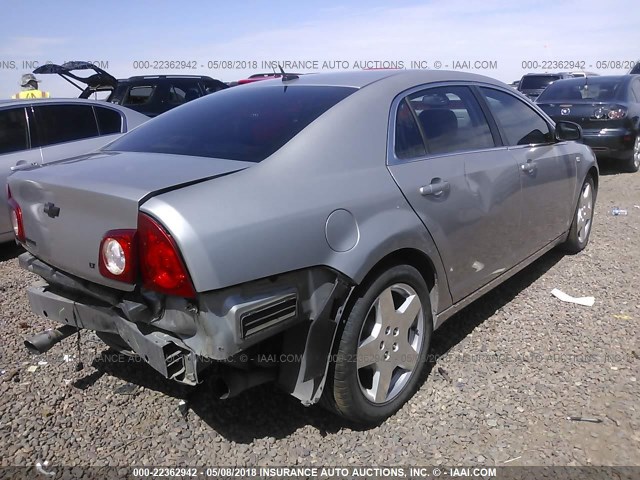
[0,99,148,242]
[9,70,597,424]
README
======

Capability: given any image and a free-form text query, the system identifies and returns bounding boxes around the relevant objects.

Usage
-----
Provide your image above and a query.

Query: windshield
[106,85,356,162]
[537,77,625,102]
[520,75,561,90]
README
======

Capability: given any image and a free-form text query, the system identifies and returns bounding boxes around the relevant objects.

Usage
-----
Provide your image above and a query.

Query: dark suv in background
[34,62,228,117]
[518,73,575,101]
[106,75,228,117]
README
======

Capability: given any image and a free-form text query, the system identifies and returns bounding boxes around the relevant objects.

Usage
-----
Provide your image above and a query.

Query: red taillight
[593,105,627,120]
[7,186,25,243]
[137,213,196,298]
[98,230,136,283]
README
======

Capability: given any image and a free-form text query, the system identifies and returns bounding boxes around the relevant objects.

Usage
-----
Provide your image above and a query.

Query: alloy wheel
[356,283,425,404]
[576,181,593,244]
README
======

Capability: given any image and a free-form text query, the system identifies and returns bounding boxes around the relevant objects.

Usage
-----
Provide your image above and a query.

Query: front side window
[204,79,227,94]
[0,107,28,154]
[32,105,99,147]
[629,80,640,103]
[106,86,356,162]
[480,88,553,146]
[167,85,188,104]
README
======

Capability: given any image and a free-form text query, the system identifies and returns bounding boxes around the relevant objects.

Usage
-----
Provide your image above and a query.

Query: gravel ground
[0,165,638,470]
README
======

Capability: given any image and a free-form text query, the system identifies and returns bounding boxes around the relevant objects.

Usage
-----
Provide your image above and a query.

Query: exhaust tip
[23,325,79,355]
[24,339,46,355]
[212,378,231,400]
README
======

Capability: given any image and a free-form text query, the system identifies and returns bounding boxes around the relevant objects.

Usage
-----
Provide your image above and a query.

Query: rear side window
[401,86,494,156]
[394,99,426,159]
[124,86,155,105]
[480,88,553,146]
[32,105,99,147]
[0,107,28,154]
[106,86,356,162]
[95,106,123,135]
[520,75,561,90]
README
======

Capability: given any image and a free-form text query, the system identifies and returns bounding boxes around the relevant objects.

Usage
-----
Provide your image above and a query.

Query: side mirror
[555,121,582,142]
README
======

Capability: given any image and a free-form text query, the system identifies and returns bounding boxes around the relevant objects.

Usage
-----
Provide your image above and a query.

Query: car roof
[0,98,122,107]
[238,69,507,90]
[118,75,215,82]
[546,75,631,86]
[521,72,568,77]
[0,98,148,121]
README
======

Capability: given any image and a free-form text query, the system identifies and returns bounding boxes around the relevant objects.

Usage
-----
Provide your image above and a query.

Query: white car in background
[0,98,148,243]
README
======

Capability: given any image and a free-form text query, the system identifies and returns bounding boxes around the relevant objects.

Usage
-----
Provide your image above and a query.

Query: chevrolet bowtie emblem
[44,202,60,218]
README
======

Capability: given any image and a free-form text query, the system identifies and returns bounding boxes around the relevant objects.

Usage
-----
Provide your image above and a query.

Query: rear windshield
[105,85,356,162]
[537,77,626,102]
[520,75,561,90]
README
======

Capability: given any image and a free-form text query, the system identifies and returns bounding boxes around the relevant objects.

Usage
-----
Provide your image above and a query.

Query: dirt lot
[0,164,638,470]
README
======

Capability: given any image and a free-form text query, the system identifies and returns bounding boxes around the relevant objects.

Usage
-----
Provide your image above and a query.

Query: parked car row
[517,71,599,101]
[7,69,599,424]
[34,62,228,117]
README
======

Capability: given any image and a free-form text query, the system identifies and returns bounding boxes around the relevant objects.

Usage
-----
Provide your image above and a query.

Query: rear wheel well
[587,166,599,194]
[357,248,438,318]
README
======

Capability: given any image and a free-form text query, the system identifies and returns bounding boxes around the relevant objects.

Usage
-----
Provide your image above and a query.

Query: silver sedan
[9,70,597,424]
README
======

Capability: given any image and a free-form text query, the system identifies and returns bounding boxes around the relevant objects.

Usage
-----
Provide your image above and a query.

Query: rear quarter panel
[141,78,453,313]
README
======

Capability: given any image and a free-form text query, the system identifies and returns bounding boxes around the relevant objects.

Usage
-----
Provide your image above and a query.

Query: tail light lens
[593,105,627,120]
[7,186,25,243]
[99,230,136,283]
[98,213,196,298]
[138,213,196,298]
[607,105,627,120]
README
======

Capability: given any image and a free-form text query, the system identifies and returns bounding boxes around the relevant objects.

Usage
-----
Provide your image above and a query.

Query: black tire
[624,135,640,173]
[322,264,432,424]
[561,175,595,254]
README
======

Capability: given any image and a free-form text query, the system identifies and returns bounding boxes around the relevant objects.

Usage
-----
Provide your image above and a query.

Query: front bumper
[582,129,636,160]
[20,252,349,391]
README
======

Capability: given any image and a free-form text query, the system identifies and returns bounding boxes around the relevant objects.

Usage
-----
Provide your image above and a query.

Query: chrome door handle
[420,181,450,196]
[520,161,537,173]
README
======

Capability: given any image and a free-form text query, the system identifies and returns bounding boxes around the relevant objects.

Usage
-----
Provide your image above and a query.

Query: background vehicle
[34,62,228,117]
[568,71,599,78]
[11,70,597,424]
[537,75,640,172]
[108,75,228,117]
[630,61,640,74]
[0,98,148,242]
[237,72,303,85]
[517,72,599,101]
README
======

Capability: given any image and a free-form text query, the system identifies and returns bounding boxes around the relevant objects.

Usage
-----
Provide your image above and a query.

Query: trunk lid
[33,61,118,98]
[8,151,250,290]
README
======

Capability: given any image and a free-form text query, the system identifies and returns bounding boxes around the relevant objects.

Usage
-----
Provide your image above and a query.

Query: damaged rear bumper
[20,252,351,400]
[26,283,207,385]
